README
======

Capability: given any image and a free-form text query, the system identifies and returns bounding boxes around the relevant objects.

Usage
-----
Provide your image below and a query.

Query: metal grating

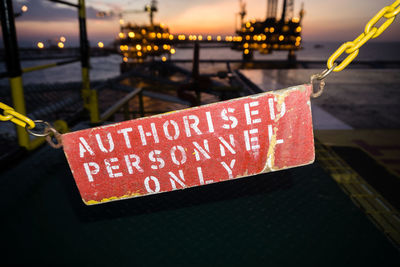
[315,139,400,247]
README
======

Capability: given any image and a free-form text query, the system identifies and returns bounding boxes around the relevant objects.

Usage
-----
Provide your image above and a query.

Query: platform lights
[117,13,303,61]
[233,15,303,56]
[56,36,67,48]
[119,23,177,61]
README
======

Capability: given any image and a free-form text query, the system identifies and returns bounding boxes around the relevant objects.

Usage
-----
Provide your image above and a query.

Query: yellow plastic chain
[0,102,35,129]
[327,0,400,72]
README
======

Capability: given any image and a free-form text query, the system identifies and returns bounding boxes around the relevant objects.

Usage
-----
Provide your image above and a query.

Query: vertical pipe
[192,42,199,80]
[0,0,30,148]
[138,91,144,117]
[79,0,99,123]
[192,42,201,105]
[123,102,130,120]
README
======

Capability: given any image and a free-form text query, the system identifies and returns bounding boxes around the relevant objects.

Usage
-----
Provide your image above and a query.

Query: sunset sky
[7,0,400,47]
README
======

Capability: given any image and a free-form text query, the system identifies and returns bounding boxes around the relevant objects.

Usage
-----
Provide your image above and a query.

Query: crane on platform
[235,0,247,31]
[266,0,278,19]
[266,0,295,21]
[97,0,158,26]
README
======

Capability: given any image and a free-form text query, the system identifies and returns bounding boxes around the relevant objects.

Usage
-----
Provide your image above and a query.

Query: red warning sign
[62,85,314,205]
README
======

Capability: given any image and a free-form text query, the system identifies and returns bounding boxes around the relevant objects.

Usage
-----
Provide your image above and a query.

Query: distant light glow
[21,5,28,12]
[98,42,104,48]
[57,42,64,48]
[161,56,167,62]
[292,18,300,23]
[60,36,66,42]
[37,42,44,49]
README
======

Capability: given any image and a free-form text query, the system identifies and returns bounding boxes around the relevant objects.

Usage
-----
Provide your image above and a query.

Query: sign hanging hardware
[310,63,337,98]
[0,0,398,205]
[25,120,63,149]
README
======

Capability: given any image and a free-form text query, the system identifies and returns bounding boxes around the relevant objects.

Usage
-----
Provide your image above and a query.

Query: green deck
[0,141,399,265]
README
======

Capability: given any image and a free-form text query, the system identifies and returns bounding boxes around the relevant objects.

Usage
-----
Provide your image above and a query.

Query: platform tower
[266,0,278,19]
[286,0,294,20]
[275,0,294,22]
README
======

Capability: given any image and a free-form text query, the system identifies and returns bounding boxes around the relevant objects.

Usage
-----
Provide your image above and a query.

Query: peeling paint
[85,192,142,205]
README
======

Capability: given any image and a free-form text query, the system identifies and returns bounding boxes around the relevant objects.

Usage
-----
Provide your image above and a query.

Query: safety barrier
[100,87,144,121]
[0,0,99,150]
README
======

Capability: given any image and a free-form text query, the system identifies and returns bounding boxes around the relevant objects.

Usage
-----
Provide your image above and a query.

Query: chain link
[1,102,63,148]
[327,0,400,72]
[0,102,35,129]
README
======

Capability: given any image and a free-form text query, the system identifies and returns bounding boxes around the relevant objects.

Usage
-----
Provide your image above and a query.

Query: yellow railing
[0,0,99,150]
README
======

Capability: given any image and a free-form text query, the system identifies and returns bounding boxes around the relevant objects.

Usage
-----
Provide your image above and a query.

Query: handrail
[0,0,95,150]
[48,0,80,8]
[22,58,80,73]
[100,87,143,121]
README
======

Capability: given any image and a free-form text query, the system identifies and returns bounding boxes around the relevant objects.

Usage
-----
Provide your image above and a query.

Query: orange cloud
[168,0,241,35]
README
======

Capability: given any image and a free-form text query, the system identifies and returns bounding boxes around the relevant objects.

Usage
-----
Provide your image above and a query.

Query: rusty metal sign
[62,85,314,205]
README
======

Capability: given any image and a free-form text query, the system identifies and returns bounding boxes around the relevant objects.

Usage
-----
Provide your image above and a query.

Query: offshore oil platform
[117,0,304,62]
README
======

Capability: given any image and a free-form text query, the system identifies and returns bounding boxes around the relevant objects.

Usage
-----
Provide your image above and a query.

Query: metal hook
[25,120,63,149]
[310,63,337,98]
[45,127,63,149]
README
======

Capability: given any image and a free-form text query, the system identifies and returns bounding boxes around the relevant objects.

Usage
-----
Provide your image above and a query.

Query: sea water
[0,41,399,86]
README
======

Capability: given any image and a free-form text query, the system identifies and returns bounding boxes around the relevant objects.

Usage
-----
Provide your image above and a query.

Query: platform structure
[238,68,400,246]
[0,123,398,265]
[0,69,399,265]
